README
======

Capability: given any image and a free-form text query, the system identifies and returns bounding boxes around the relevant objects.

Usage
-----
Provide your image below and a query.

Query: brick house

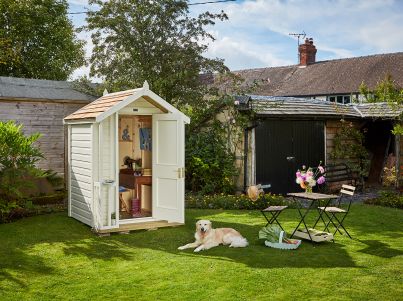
[228,39,403,193]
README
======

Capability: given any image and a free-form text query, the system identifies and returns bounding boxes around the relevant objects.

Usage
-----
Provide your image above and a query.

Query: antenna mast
[289,31,306,62]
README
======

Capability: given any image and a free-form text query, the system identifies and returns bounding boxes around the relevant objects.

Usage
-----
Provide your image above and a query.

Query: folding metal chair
[318,184,355,239]
[261,205,288,231]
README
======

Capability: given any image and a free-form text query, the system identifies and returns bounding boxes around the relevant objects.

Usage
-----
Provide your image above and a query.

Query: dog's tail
[230,236,249,248]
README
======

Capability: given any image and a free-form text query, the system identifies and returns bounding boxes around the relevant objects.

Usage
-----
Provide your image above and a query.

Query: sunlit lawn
[0,205,402,300]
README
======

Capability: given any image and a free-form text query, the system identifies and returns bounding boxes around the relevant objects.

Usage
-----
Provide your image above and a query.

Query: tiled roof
[248,95,402,119]
[233,52,403,97]
[0,76,96,102]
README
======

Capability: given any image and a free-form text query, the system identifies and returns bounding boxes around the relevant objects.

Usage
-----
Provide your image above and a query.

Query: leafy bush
[330,119,370,184]
[0,121,44,201]
[186,193,290,210]
[0,200,66,223]
[23,191,66,206]
[0,121,45,222]
[186,123,238,194]
[364,190,403,209]
[0,201,20,223]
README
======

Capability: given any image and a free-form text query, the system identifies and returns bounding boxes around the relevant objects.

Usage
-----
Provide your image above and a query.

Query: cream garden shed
[64,82,190,233]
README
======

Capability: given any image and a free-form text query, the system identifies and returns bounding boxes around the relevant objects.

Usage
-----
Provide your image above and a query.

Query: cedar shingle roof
[64,89,140,120]
[233,52,403,97]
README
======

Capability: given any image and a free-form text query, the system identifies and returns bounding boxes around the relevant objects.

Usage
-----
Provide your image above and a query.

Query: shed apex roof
[0,76,96,102]
[64,84,190,123]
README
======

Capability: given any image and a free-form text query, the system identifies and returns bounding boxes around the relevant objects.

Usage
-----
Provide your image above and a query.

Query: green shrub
[186,193,290,210]
[24,191,66,206]
[186,123,238,194]
[364,190,403,209]
[0,121,46,223]
[330,119,370,184]
[0,201,20,223]
[0,121,43,201]
[0,198,66,223]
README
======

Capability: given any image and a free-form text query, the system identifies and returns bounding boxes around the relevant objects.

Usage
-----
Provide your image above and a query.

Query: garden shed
[64,82,190,233]
[238,96,402,194]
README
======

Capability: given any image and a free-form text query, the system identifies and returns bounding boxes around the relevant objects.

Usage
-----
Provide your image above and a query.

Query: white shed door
[152,114,185,223]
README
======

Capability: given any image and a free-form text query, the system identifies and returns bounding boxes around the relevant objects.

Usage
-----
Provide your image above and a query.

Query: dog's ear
[195,221,200,231]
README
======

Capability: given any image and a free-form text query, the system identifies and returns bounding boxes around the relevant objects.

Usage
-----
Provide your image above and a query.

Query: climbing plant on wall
[360,75,403,135]
[330,119,370,184]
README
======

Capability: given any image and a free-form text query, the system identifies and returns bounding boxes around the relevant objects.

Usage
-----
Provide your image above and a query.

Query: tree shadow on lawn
[0,213,135,289]
[8,206,397,288]
[356,239,403,259]
[0,249,53,289]
[108,212,359,269]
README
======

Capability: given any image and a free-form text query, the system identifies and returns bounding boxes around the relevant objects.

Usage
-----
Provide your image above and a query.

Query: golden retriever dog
[178,220,248,252]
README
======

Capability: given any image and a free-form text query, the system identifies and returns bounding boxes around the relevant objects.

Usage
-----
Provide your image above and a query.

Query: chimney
[299,38,317,66]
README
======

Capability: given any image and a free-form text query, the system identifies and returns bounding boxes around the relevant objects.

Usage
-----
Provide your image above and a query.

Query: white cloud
[67,0,88,6]
[190,0,403,66]
[205,35,293,69]
[70,0,403,78]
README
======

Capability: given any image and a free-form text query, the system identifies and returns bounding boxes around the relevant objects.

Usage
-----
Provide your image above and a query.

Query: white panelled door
[152,114,185,223]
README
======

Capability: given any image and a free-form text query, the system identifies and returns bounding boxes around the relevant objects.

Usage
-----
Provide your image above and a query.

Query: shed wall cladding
[99,115,117,226]
[0,100,87,177]
[70,124,93,226]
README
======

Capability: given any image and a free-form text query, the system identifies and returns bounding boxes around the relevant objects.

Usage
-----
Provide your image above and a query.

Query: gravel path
[351,190,379,203]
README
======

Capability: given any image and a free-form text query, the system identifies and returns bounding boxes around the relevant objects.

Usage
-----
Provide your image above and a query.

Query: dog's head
[196,220,212,234]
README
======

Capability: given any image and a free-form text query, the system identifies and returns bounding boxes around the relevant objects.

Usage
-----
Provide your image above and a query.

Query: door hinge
[178,167,185,178]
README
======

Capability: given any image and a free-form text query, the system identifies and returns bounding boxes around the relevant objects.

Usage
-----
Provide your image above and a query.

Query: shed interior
[118,115,153,220]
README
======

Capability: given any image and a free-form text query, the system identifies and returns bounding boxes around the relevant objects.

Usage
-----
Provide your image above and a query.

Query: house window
[327,95,351,104]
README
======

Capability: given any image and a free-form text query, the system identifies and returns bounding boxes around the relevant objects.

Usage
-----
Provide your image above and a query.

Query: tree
[0,0,85,80]
[85,0,228,105]
[360,75,403,135]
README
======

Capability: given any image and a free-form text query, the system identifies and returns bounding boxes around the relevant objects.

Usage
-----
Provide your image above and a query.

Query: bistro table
[287,192,338,243]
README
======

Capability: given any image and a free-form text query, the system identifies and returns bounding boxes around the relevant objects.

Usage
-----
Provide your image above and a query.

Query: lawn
[0,205,402,301]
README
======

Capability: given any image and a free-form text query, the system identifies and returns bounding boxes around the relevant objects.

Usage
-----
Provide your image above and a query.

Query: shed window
[327,95,351,104]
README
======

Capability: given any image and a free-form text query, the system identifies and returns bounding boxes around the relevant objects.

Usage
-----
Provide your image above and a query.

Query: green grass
[0,205,402,301]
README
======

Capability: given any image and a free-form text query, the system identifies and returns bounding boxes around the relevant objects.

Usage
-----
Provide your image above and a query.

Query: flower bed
[185,193,290,210]
[364,190,403,209]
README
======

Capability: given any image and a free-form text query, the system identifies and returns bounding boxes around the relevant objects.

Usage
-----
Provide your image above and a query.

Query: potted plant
[111,213,116,226]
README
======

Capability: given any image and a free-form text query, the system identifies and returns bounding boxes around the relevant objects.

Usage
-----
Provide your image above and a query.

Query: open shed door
[152,114,185,223]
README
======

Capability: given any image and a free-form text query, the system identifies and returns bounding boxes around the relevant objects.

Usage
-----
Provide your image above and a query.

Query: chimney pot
[299,37,317,66]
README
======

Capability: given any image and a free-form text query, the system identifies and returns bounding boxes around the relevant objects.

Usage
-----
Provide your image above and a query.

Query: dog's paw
[178,246,186,250]
[194,247,203,252]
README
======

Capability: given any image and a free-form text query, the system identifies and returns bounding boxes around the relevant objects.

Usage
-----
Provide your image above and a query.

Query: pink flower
[317,176,325,185]
[318,166,325,174]
[296,171,301,177]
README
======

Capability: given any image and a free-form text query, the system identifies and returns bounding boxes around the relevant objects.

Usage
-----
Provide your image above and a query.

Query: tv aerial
[289,31,306,62]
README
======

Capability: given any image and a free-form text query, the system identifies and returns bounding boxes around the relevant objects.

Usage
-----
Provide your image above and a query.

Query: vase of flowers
[295,163,326,193]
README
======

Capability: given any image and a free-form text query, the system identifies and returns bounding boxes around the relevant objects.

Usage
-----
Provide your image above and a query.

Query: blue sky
[67,0,403,80]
